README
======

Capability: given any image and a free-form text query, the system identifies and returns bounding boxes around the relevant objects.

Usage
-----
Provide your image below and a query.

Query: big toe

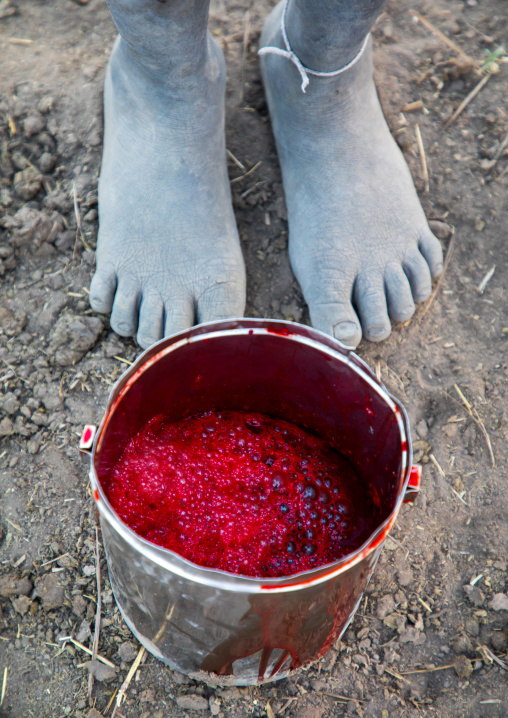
[309,299,362,348]
[110,280,139,337]
[90,270,116,314]
[354,274,392,342]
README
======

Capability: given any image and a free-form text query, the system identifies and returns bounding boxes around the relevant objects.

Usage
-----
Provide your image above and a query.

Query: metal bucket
[80,319,420,686]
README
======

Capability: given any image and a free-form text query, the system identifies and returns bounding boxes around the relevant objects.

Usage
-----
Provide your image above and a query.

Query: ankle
[113,33,225,100]
[107,0,212,78]
[285,0,385,72]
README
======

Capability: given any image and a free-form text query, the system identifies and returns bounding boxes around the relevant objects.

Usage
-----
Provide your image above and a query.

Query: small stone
[452,633,473,654]
[13,167,43,201]
[38,96,54,114]
[428,220,452,240]
[103,335,125,358]
[76,620,91,643]
[23,114,46,137]
[33,383,63,412]
[83,208,98,222]
[12,595,31,615]
[453,655,473,680]
[464,618,480,637]
[49,314,104,366]
[490,593,508,611]
[43,188,73,213]
[0,306,27,336]
[0,392,19,415]
[463,584,485,607]
[46,273,65,290]
[9,206,55,247]
[491,631,508,652]
[117,641,138,663]
[376,594,396,619]
[0,575,33,597]
[55,230,75,252]
[176,695,209,711]
[219,687,241,702]
[209,698,220,716]
[0,0,17,19]
[311,679,328,691]
[27,439,40,454]
[383,613,406,634]
[172,671,189,685]
[35,573,65,610]
[38,152,56,175]
[86,660,117,683]
[86,710,104,718]
[400,627,426,644]
[0,417,13,436]
[72,594,88,617]
[30,292,70,334]
[397,568,413,587]
[474,216,485,232]
[415,419,428,439]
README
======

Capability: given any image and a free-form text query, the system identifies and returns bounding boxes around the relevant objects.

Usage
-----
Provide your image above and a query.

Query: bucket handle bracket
[403,465,421,504]
[80,424,97,459]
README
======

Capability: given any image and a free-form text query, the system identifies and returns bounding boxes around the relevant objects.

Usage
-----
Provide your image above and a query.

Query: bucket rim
[90,318,412,593]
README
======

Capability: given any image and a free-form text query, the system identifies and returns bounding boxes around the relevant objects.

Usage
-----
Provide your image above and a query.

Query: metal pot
[80,319,420,685]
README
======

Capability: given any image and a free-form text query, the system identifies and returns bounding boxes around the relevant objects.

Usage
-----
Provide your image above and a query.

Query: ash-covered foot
[260,1,443,347]
[90,2,245,349]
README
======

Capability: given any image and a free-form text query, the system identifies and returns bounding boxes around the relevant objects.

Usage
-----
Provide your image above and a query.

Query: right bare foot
[259,0,443,347]
[90,32,245,349]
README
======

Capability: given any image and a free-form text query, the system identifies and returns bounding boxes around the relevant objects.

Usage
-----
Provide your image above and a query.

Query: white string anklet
[258,0,370,93]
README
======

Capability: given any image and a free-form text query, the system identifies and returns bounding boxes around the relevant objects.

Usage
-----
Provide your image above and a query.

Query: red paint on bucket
[266,326,291,336]
[94,489,100,502]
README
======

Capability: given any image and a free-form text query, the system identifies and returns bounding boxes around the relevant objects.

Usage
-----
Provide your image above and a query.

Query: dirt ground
[0,0,507,716]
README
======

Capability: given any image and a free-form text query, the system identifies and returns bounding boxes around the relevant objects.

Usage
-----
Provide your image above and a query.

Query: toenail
[367,324,389,339]
[333,321,358,341]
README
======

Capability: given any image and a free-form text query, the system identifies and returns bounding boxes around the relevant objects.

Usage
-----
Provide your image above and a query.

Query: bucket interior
[95,330,405,528]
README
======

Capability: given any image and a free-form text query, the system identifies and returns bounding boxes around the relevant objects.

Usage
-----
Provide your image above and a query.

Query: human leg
[260,0,443,346]
[90,0,246,348]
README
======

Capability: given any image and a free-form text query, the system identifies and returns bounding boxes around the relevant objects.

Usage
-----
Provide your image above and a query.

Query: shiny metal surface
[88,319,414,685]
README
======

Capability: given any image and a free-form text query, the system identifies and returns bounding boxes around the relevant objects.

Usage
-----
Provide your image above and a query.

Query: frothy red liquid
[105,410,379,578]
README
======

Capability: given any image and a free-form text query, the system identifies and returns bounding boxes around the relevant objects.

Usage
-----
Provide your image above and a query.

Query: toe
[403,251,433,303]
[137,295,165,349]
[354,274,391,342]
[197,280,246,325]
[419,229,444,278]
[164,297,195,337]
[110,280,140,337]
[309,298,362,348]
[385,264,415,322]
[89,270,116,314]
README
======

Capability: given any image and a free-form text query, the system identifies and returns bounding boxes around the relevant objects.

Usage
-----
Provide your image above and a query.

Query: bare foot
[260,1,443,346]
[90,26,245,348]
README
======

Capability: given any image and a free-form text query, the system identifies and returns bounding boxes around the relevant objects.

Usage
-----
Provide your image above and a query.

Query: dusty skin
[91,0,442,348]
[0,0,507,716]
